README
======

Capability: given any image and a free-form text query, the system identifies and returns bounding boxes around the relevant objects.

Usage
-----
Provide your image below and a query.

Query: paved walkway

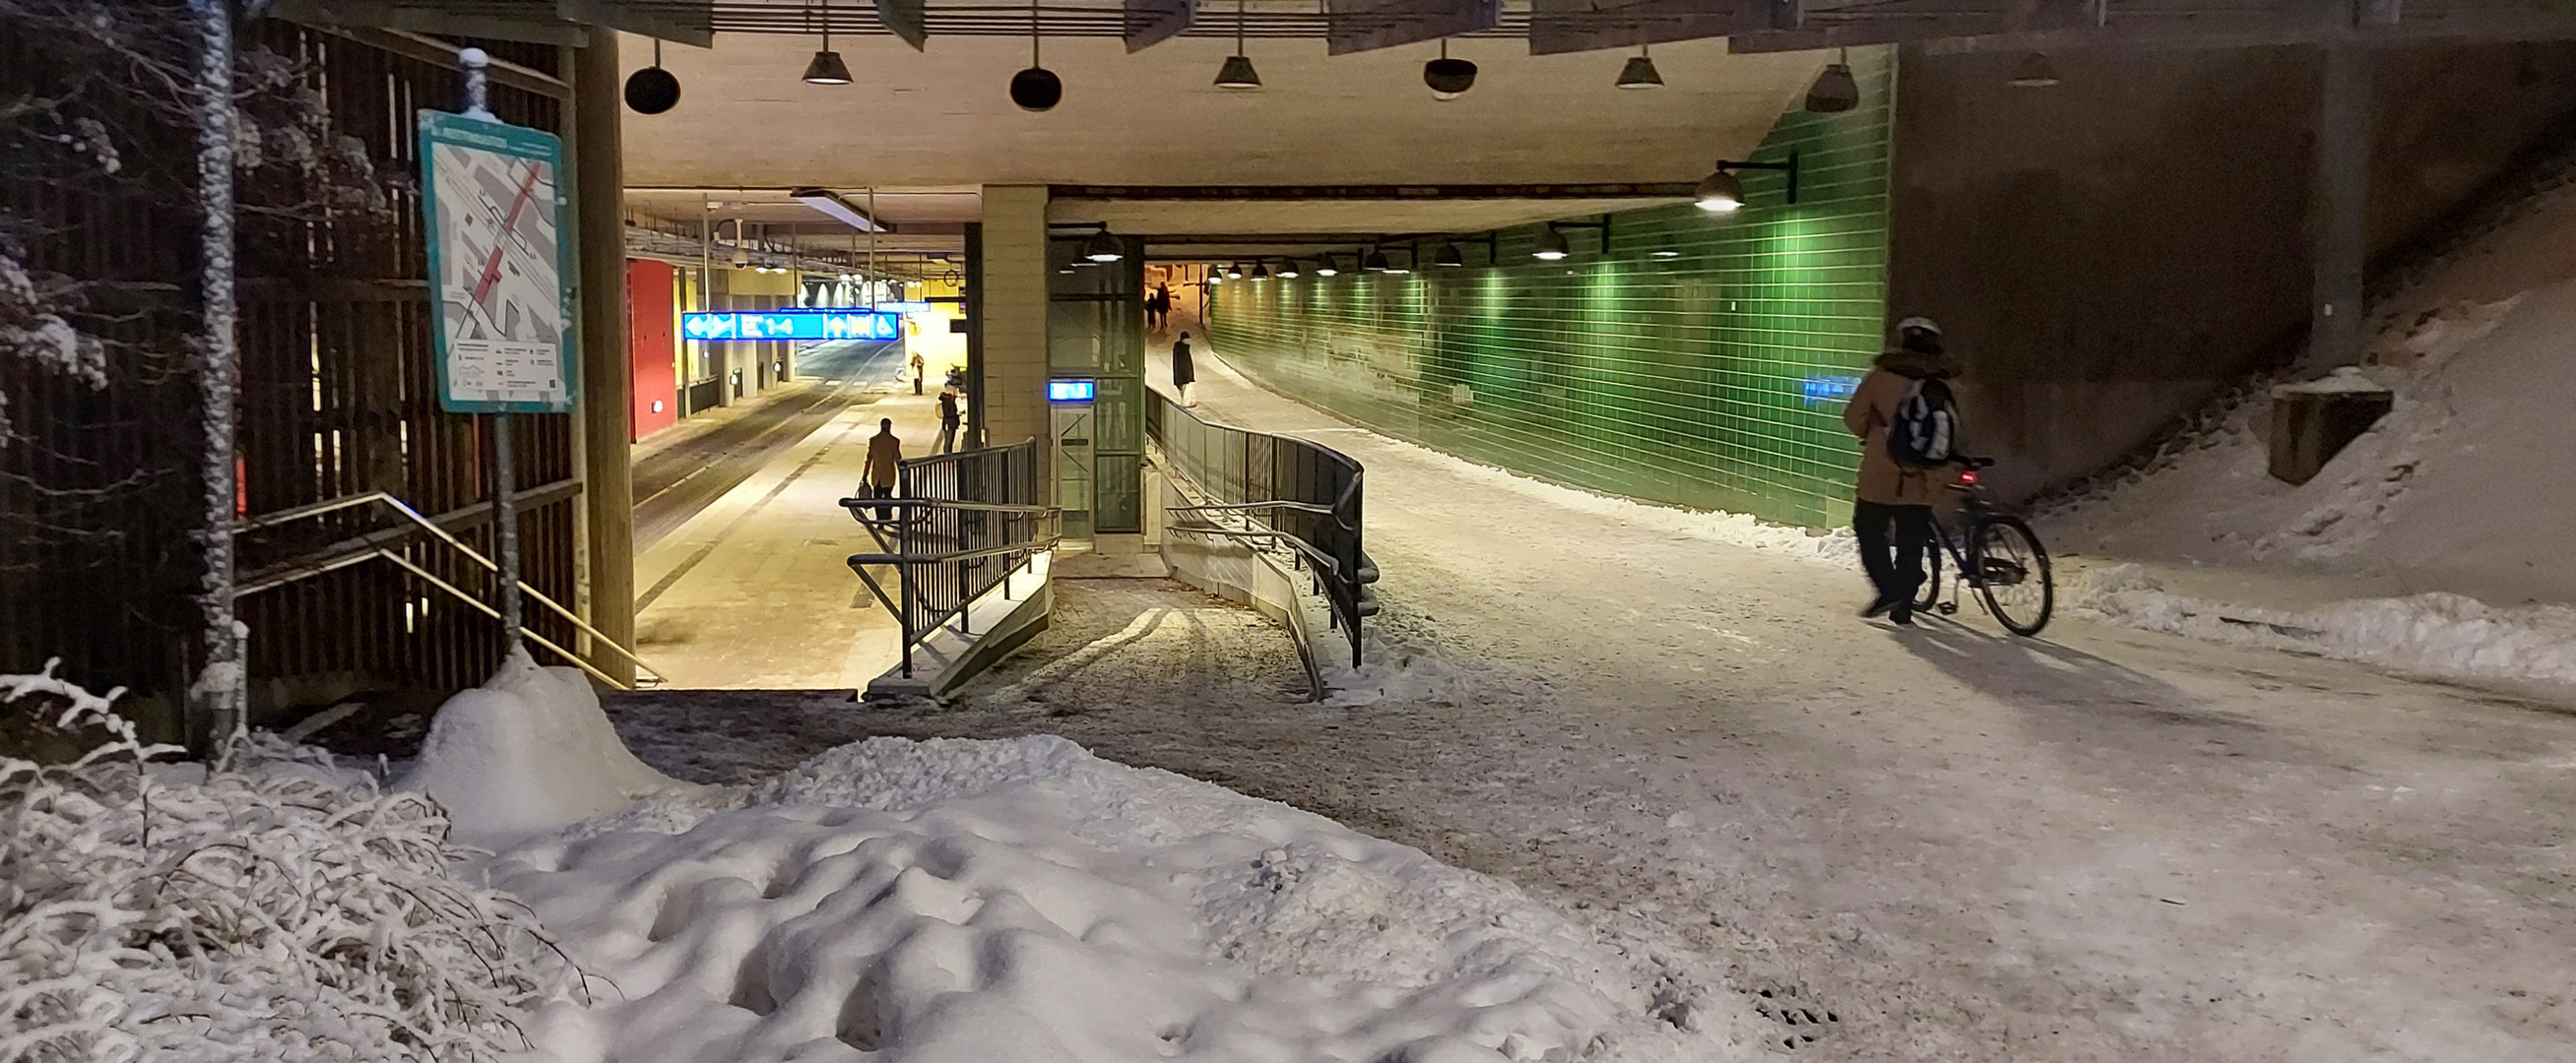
[629,366,949,690]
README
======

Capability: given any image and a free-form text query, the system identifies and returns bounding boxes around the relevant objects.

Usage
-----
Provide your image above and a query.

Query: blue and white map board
[419,110,576,413]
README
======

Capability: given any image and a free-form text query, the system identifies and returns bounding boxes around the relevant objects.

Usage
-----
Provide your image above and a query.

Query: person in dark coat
[1171,331,1196,406]
[1840,316,1963,625]
[936,387,962,454]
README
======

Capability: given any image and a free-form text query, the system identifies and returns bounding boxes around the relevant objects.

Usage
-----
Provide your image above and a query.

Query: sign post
[420,48,575,656]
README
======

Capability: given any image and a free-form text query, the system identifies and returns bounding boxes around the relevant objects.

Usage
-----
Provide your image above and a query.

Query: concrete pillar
[979,185,1051,453]
[573,28,635,683]
[2304,44,2370,372]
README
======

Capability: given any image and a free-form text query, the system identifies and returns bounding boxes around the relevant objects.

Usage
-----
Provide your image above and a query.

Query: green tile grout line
[1209,47,1896,530]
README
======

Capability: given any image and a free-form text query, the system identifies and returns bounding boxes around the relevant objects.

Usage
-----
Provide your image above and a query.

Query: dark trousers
[937,423,958,454]
[913,372,923,395]
[1855,501,1934,606]
[869,484,895,521]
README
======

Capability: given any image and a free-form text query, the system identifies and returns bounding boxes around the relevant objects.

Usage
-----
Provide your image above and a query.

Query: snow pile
[498,733,1668,1063]
[2042,172,2576,606]
[0,662,570,1062]
[2068,565,2576,687]
[395,650,696,850]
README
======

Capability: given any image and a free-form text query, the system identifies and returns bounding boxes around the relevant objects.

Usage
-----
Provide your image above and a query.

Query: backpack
[1886,377,1958,469]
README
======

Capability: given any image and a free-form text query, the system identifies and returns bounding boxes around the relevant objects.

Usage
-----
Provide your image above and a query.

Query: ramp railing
[841,440,1059,677]
[1147,394,1376,666]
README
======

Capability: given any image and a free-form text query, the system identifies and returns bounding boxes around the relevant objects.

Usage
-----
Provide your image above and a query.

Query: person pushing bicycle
[1841,316,1962,626]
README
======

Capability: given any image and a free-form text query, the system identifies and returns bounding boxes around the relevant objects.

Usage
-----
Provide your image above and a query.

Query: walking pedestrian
[909,351,925,395]
[936,387,962,455]
[864,417,903,521]
[1840,316,1962,626]
[1171,331,1196,406]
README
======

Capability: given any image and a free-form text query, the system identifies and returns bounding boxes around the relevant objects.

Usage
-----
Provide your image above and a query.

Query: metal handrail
[1147,393,1374,666]
[235,489,665,688]
[841,440,1054,680]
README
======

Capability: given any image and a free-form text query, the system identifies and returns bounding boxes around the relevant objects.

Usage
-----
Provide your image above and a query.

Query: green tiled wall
[1207,49,1895,529]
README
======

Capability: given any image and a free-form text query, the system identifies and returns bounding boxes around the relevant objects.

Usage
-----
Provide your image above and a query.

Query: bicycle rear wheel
[1971,517,2054,636]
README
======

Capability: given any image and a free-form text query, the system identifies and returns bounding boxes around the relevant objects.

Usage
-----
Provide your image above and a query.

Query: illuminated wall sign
[871,301,934,314]
[679,309,899,342]
[1800,374,1863,406]
[1047,379,1097,403]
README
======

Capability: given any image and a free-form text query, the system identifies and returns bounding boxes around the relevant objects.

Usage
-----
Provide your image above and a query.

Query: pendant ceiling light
[1424,39,1477,100]
[1082,230,1123,262]
[2009,51,2061,88]
[1805,49,1858,112]
[625,38,682,113]
[1315,257,1340,277]
[1010,0,1063,110]
[1362,249,1391,272]
[1225,263,1245,280]
[1215,0,1261,89]
[1278,260,1301,278]
[803,2,853,85]
[1250,262,1270,279]
[1433,241,1464,268]
[1616,44,1662,90]
[1694,168,1745,213]
[1533,225,1570,261]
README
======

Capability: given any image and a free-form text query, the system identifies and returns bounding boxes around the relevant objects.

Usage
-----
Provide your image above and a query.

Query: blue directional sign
[679,309,900,342]
[1048,379,1097,403]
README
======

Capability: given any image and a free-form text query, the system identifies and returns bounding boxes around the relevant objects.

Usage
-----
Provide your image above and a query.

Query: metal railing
[1147,394,1376,666]
[841,440,1060,678]
[234,490,666,691]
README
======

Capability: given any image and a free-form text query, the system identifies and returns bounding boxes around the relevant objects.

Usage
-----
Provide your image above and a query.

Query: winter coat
[1171,340,1195,387]
[1840,347,1962,507]
[865,431,903,488]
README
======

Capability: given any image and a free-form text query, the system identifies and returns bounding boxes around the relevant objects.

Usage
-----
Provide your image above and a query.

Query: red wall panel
[627,259,678,439]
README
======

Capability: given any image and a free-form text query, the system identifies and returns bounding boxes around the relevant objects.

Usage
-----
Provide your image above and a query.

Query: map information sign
[419,110,575,413]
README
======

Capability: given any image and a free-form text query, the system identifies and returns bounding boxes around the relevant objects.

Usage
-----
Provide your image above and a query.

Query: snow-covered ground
[1035,342,2576,1061]
[379,655,1717,1063]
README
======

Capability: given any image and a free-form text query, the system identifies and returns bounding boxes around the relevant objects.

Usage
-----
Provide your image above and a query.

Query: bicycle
[1910,457,2054,636]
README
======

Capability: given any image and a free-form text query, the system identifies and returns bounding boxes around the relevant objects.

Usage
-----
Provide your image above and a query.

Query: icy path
[982,350,2574,1060]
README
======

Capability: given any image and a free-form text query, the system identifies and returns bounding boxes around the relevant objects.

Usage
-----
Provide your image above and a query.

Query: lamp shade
[2009,52,2061,88]
[1010,66,1063,110]
[1616,55,1663,90]
[1434,242,1464,267]
[624,66,681,113]
[1533,226,1570,260]
[1424,57,1477,100]
[1694,169,1745,213]
[1362,249,1391,272]
[1215,54,1261,89]
[803,50,853,85]
[1805,63,1858,111]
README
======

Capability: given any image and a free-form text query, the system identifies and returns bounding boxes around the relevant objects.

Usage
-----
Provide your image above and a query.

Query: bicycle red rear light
[1960,470,1978,484]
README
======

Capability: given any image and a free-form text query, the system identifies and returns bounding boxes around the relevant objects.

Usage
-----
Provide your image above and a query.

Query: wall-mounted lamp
[1533,217,1610,260]
[1695,155,1799,213]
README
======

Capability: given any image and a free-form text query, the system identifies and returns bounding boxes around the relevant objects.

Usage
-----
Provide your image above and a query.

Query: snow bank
[2067,565,2576,686]
[396,649,693,849]
[498,734,1656,1063]
[2041,169,2576,607]
[0,662,569,1062]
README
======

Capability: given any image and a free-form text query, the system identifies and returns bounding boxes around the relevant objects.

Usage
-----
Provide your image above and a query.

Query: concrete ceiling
[618,30,1822,239]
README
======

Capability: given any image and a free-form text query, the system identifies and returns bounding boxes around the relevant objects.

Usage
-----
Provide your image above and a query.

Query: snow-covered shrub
[0,662,575,1063]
